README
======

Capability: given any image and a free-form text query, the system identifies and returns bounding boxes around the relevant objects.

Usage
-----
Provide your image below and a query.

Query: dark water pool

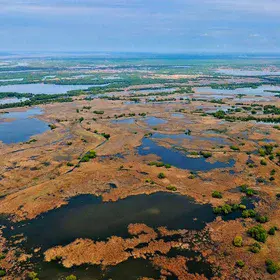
[36,258,161,280]
[138,138,235,171]
[3,192,215,251]
[1,192,217,279]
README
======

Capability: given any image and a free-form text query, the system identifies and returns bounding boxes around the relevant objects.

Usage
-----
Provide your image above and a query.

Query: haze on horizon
[0,0,280,54]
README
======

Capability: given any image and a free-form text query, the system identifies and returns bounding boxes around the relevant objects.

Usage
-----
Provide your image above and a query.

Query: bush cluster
[80,150,97,162]
[247,225,268,243]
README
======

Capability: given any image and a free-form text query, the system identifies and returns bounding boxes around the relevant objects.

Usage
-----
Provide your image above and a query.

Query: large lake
[0,83,109,94]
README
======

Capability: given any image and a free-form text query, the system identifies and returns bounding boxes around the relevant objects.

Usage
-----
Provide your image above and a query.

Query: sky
[0,0,280,53]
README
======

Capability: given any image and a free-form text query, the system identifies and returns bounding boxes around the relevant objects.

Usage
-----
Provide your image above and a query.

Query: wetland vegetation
[0,53,280,280]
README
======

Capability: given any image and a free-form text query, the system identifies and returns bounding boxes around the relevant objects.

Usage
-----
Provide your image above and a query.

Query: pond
[142,116,167,126]
[138,138,235,171]
[0,83,109,95]
[0,107,49,144]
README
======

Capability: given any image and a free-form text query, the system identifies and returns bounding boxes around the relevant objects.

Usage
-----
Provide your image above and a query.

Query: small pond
[142,116,167,126]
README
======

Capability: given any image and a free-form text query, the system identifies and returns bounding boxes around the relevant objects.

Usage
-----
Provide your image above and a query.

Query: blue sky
[0,0,279,53]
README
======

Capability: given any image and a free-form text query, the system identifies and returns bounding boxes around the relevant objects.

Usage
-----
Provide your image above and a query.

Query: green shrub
[166,185,177,191]
[236,260,245,268]
[145,179,155,184]
[157,172,166,179]
[27,272,38,279]
[259,148,266,156]
[269,155,274,160]
[250,242,261,253]
[242,209,257,218]
[93,110,104,114]
[148,161,170,168]
[248,225,268,243]
[233,236,243,247]
[213,204,232,215]
[212,191,222,199]
[242,209,256,218]
[48,123,57,130]
[66,275,77,280]
[263,144,274,155]
[232,204,239,211]
[240,185,258,196]
[239,184,249,192]
[239,204,246,210]
[101,133,110,139]
[256,215,269,223]
[260,159,267,166]
[230,145,240,151]
[265,260,280,274]
[200,151,212,158]
[80,150,96,162]
[268,226,278,235]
